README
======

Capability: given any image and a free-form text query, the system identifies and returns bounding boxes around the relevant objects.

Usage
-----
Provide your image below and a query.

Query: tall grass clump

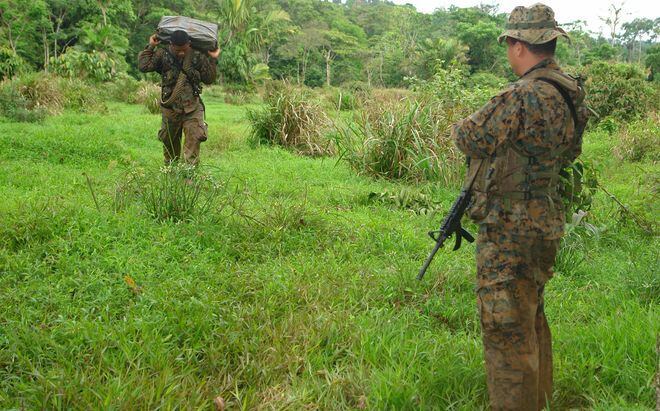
[333,63,497,184]
[59,77,107,113]
[0,72,106,121]
[102,74,161,114]
[555,210,602,275]
[320,86,358,111]
[113,163,230,222]
[0,82,48,122]
[612,115,660,162]
[102,74,141,102]
[135,82,161,114]
[247,83,334,156]
[334,98,463,184]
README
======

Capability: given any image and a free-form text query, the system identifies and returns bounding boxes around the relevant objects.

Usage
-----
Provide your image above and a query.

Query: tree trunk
[301,49,308,85]
[99,2,108,26]
[325,49,331,86]
[296,61,300,85]
[43,29,50,71]
[378,54,384,85]
[4,23,17,53]
[53,15,64,60]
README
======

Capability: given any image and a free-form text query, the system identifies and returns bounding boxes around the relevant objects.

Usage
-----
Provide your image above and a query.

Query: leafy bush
[334,98,463,184]
[246,83,334,156]
[560,159,600,218]
[222,82,259,105]
[0,47,26,80]
[103,75,161,114]
[612,116,660,162]
[467,72,507,89]
[50,49,120,82]
[260,80,286,101]
[584,61,659,122]
[343,81,372,94]
[409,61,496,115]
[223,90,259,105]
[113,163,230,222]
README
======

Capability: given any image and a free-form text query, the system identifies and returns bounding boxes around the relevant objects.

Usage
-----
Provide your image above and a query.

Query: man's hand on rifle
[207,48,221,59]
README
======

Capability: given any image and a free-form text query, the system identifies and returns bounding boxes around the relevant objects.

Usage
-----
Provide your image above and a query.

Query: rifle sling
[536,77,578,132]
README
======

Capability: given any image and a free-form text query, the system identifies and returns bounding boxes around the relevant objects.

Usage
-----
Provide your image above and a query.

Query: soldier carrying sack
[138,23,221,165]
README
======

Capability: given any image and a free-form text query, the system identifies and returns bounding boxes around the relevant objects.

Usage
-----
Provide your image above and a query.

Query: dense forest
[1,0,659,87]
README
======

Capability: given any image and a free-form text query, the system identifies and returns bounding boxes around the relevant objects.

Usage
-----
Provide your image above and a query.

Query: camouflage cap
[498,3,570,45]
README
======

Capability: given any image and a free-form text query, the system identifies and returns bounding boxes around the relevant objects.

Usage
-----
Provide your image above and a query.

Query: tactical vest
[467,68,587,219]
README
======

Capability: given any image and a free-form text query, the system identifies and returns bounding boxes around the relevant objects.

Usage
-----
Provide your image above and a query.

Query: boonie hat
[498,3,571,45]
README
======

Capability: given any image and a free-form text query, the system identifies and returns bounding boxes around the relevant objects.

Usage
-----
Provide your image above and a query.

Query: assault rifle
[416,159,483,281]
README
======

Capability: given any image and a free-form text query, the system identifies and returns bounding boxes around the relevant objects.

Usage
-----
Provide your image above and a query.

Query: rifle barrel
[416,236,446,280]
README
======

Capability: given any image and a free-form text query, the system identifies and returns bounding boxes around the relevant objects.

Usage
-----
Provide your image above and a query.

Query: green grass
[0,95,657,409]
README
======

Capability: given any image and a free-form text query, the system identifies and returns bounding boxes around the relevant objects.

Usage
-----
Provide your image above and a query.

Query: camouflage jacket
[138,45,217,112]
[452,59,584,239]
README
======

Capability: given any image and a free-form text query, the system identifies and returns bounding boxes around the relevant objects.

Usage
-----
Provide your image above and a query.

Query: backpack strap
[535,77,578,133]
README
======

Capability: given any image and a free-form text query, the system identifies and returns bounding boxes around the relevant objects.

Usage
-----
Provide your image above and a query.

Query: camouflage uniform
[451,4,587,410]
[138,44,217,164]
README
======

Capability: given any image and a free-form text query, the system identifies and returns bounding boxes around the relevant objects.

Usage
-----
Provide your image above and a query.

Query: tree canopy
[0,0,658,85]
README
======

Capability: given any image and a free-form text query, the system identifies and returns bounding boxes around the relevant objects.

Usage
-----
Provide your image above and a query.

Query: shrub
[0,82,48,122]
[223,90,259,105]
[371,88,414,105]
[57,77,107,113]
[50,49,119,82]
[612,115,660,162]
[102,74,141,103]
[222,83,259,105]
[555,210,602,275]
[204,85,225,99]
[343,80,372,94]
[0,47,26,80]
[584,61,659,122]
[333,64,490,184]
[467,72,507,89]
[560,159,600,218]
[260,79,286,101]
[409,61,495,116]
[319,86,358,111]
[334,98,463,184]
[12,72,64,114]
[20,72,105,111]
[246,83,334,156]
[113,163,229,222]
[134,83,161,114]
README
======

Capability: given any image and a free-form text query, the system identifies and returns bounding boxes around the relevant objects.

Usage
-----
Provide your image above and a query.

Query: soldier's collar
[521,58,558,78]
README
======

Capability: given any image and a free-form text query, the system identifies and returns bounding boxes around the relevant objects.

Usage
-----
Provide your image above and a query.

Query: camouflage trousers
[158,101,208,165]
[476,226,559,411]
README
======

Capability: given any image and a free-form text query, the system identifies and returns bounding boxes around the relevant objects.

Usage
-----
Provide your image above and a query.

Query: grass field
[0,95,658,410]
